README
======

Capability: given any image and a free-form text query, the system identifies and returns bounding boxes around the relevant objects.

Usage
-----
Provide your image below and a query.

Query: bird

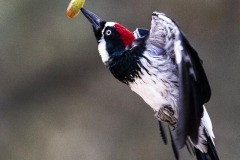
[80,8,219,160]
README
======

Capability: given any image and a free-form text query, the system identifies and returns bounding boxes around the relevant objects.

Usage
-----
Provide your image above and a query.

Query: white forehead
[105,22,116,27]
[102,22,116,34]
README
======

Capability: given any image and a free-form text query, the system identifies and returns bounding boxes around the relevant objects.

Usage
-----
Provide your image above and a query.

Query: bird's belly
[129,74,178,124]
[130,79,167,111]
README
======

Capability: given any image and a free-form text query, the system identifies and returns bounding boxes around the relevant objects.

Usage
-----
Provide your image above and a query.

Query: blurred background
[0,0,240,160]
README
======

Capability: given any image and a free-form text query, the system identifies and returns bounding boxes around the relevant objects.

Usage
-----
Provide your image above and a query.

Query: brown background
[0,0,240,160]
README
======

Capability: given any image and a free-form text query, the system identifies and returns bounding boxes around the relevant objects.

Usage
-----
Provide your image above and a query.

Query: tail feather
[157,106,218,160]
[168,125,179,160]
[185,139,195,156]
[194,128,219,160]
[195,148,212,160]
[192,106,219,160]
[158,121,167,144]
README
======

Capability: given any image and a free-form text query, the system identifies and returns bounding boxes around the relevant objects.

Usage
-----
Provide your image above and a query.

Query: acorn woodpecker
[81,8,219,160]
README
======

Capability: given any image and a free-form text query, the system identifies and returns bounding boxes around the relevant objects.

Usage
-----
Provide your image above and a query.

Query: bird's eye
[106,30,112,36]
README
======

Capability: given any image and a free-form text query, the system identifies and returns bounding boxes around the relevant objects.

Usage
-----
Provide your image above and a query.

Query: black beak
[81,8,105,31]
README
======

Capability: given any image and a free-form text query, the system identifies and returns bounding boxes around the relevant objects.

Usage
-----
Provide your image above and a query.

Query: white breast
[129,52,179,113]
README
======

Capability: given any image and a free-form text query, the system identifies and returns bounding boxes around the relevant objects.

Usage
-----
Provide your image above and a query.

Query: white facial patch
[98,37,109,65]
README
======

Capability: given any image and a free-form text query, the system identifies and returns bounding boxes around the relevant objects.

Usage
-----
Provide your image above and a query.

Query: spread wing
[147,12,211,149]
[174,31,211,148]
[134,12,211,151]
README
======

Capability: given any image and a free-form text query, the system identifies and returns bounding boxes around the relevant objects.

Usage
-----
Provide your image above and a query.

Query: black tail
[194,129,219,160]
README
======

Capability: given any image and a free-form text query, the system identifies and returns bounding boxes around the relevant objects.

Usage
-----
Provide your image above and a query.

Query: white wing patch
[174,40,183,64]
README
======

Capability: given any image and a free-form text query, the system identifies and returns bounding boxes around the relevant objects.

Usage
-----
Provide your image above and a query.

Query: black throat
[107,37,149,85]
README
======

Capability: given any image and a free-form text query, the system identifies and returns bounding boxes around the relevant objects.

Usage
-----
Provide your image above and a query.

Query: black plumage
[176,32,211,148]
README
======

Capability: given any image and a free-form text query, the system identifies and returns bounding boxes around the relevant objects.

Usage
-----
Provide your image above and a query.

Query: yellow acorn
[67,0,86,18]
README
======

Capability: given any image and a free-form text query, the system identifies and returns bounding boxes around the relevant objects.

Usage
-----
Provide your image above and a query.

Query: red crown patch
[114,23,135,47]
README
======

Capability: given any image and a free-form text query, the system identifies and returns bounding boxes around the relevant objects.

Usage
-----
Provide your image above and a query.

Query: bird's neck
[104,37,148,84]
[108,44,146,84]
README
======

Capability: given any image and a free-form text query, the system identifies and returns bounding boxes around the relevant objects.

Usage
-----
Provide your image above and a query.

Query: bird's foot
[155,105,177,126]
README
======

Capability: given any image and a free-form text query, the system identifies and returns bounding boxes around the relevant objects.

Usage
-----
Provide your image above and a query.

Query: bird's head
[81,8,135,65]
